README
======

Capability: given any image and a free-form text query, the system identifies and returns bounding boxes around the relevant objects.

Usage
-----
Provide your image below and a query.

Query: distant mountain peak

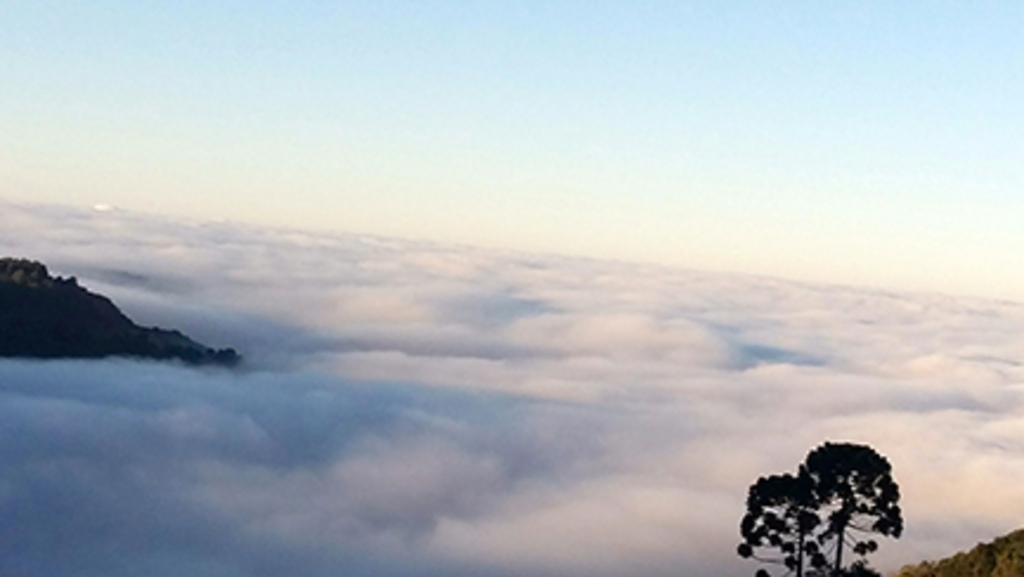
[0,257,240,366]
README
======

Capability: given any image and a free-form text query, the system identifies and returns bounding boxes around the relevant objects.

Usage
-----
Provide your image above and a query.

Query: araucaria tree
[738,468,824,577]
[805,442,903,575]
[738,442,902,577]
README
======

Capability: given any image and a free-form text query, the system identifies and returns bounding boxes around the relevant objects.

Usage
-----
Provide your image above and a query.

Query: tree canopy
[739,442,902,577]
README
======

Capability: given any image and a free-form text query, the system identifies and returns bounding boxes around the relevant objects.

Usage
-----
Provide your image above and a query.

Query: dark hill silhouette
[0,257,239,366]
[895,529,1024,577]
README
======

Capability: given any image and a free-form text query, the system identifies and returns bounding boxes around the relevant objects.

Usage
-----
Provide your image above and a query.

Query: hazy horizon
[6,2,1024,298]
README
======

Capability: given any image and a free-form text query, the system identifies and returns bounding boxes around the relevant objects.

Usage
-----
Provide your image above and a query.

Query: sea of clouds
[3,201,1024,576]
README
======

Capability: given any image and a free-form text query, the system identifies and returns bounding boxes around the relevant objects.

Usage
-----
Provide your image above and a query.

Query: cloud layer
[3,201,1024,576]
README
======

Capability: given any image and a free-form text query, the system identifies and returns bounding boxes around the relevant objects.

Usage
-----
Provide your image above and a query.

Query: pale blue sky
[3,2,1024,298]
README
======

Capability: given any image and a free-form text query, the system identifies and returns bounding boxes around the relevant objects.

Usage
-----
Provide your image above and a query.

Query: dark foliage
[739,469,825,576]
[739,442,902,577]
[0,257,240,366]
[805,442,902,573]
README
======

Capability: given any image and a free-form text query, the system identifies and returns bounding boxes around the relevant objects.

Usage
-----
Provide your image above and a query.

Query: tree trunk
[796,529,804,577]
[834,526,844,576]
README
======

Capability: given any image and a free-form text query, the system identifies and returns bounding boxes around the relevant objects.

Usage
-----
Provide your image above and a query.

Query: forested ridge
[894,530,1024,577]
[0,257,239,366]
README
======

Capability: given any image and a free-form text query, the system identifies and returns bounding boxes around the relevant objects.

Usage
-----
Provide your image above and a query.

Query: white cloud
[2,201,1024,576]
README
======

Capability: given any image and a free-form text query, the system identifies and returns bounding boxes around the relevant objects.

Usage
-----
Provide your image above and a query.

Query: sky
[4,202,1024,576]
[3,2,1024,298]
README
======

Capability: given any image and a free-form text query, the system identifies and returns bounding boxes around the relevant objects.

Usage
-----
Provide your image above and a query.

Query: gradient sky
[3,2,1024,298]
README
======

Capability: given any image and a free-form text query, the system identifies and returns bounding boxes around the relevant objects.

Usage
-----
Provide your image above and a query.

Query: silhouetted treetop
[739,442,901,577]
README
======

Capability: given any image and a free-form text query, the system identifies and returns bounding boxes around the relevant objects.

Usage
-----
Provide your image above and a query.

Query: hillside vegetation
[0,257,239,366]
[895,529,1024,577]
